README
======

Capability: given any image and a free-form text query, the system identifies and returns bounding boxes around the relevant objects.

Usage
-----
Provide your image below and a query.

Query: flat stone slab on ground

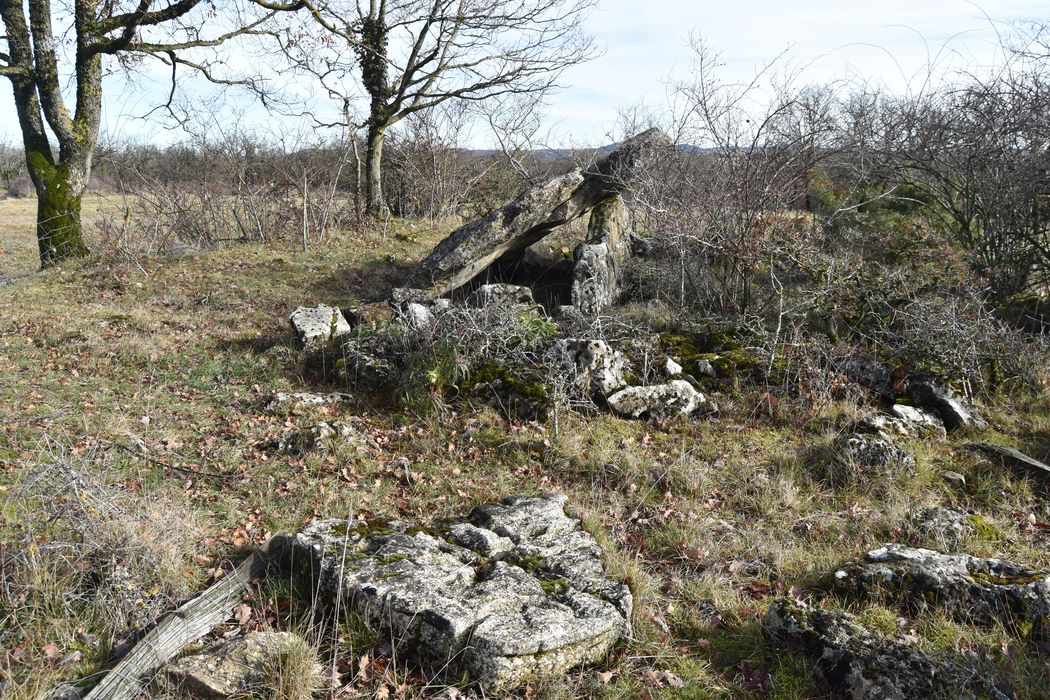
[274,494,631,691]
[833,544,1050,638]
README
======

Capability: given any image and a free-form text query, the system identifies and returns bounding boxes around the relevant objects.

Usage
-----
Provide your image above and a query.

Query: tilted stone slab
[401,128,670,298]
[966,442,1050,484]
[274,494,631,691]
[832,544,1050,638]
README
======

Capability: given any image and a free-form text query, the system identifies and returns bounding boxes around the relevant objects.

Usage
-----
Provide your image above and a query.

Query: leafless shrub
[2,440,202,645]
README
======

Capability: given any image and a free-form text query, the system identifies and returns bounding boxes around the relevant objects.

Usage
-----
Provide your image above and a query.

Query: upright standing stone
[571,195,631,315]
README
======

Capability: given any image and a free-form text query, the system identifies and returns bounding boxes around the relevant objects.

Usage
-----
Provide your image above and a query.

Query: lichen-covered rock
[764,599,946,699]
[832,544,1050,638]
[840,355,894,399]
[263,391,353,413]
[606,380,706,420]
[827,434,916,485]
[275,494,631,691]
[289,305,352,348]
[164,631,319,699]
[889,404,947,438]
[549,339,627,397]
[909,507,978,549]
[337,340,396,387]
[467,283,537,310]
[908,377,988,431]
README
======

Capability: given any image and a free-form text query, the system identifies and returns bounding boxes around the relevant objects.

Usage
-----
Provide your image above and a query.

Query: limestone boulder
[827,434,916,485]
[273,494,631,691]
[832,544,1050,638]
[909,507,979,550]
[908,377,988,431]
[467,283,537,310]
[289,305,352,348]
[550,339,627,398]
[606,380,706,420]
[263,391,353,413]
[764,599,946,699]
[966,443,1050,485]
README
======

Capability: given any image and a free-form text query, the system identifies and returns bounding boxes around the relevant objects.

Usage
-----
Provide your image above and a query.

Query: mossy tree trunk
[28,152,91,266]
[2,0,299,269]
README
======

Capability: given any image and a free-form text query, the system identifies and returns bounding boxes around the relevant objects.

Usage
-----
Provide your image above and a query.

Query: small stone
[940,470,967,487]
[606,380,706,420]
[662,357,683,377]
[889,404,947,437]
[164,632,319,699]
[693,359,716,377]
[262,421,359,456]
[289,305,352,348]
[966,443,1050,483]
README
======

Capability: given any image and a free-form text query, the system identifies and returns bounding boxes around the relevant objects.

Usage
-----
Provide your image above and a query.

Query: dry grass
[1,194,1049,698]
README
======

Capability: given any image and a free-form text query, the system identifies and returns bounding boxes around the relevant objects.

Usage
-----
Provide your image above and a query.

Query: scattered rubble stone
[606,380,707,420]
[550,339,627,398]
[764,599,946,699]
[264,392,353,412]
[288,305,352,348]
[828,433,916,485]
[261,421,359,456]
[164,631,319,699]
[910,507,979,549]
[966,443,1050,484]
[832,544,1050,638]
[273,494,631,692]
[908,377,988,431]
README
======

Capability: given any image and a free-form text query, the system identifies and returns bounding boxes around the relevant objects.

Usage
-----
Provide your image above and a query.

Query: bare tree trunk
[365,123,390,218]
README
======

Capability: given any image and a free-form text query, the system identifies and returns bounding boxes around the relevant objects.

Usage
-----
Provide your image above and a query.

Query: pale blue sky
[0,0,1045,148]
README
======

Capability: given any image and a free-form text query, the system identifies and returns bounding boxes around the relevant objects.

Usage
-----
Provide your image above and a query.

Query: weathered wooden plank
[82,544,273,700]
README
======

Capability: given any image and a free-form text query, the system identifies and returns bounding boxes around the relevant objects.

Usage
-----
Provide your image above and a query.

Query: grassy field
[2,194,1049,699]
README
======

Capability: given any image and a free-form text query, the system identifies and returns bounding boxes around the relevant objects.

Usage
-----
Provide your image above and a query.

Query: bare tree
[0,0,302,267]
[279,0,596,217]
